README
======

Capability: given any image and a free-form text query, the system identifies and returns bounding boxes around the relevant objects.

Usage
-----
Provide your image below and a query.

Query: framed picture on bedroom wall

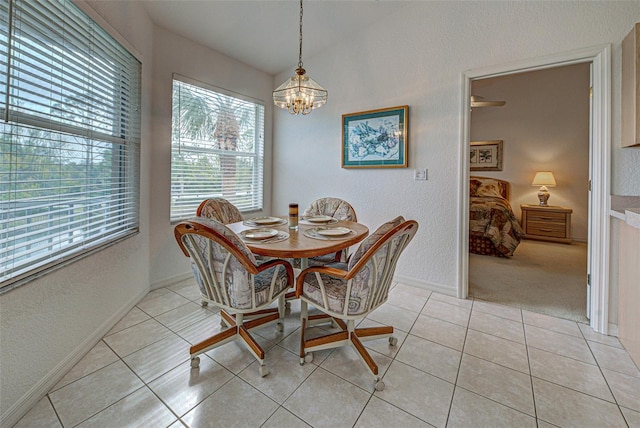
[470,140,503,171]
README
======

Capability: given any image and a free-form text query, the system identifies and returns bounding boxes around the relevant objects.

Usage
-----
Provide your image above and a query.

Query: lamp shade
[532,171,556,187]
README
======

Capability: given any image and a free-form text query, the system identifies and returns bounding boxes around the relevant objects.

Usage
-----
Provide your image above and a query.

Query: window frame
[170,74,265,222]
[0,0,142,292]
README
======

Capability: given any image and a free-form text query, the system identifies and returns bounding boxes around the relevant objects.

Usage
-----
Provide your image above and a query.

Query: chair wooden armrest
[295,266,348,297]
[174,217,294,378]
[257,258,295,282]
[296,218,418,391]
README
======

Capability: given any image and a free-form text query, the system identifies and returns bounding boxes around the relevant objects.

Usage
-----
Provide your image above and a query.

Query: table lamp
[532,171,556,206]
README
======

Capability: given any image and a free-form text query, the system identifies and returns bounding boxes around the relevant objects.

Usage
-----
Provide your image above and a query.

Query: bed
[469,176,525,257]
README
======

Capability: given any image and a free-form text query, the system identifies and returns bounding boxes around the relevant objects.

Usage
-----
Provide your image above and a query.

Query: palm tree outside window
[170,76,265,221]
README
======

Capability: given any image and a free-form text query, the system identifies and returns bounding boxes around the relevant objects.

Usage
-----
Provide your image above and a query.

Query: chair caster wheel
[190,356,200,368]
[389,336,398,347]
[304,353,313,364]
[201,300,208,307]
[285,301,291,316]
[374,380,385,391]
[276,322,284,332]
[259,365,269,377]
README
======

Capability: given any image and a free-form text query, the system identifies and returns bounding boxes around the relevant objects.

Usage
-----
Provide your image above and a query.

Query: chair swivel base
[299,314,396,390]
[190,306,283,377]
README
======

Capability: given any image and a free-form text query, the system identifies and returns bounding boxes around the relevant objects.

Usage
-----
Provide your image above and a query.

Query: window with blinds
[171,76,264,221]
[0,0,141,290]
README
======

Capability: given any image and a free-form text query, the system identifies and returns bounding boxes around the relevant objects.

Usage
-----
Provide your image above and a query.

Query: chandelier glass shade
[273,67,327,115]
[273,0,327,115]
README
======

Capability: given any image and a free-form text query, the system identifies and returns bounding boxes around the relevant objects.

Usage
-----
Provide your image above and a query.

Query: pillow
[348,216,405,270]
[470,177,507,199]
[476,183,504,198]
[469,179,482,197]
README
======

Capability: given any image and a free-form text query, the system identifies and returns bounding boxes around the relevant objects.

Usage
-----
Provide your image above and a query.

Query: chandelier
[273,0,327,115]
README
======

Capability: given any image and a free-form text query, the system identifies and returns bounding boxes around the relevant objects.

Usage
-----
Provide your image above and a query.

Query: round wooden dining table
[226,217,369,262]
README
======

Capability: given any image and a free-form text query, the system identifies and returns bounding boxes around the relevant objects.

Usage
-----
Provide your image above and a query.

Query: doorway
[458,46,612,334]
[468,63,590,323]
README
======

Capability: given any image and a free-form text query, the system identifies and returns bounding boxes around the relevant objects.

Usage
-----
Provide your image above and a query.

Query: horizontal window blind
[0,0,141,289]
[171,77,264,221]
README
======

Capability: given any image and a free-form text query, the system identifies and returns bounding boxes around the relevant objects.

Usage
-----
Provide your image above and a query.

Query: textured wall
[272,1,640,293]
[147,28,275,286]
[0,1,154,422]
[3,0,639,423]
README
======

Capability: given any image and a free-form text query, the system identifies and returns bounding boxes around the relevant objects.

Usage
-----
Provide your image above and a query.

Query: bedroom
[468,63,590,322]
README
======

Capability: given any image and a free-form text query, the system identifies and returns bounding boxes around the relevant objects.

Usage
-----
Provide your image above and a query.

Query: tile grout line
[146,303,253,427]
[521,309,539,423]
[263,343,321,427]
[45,394,64,428]
[99,328,187,427]
[35,283,639,427]
[443,298,473,427]
[579,325,629,422]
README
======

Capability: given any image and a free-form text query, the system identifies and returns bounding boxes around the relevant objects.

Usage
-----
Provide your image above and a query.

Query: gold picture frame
[470,140,503,171]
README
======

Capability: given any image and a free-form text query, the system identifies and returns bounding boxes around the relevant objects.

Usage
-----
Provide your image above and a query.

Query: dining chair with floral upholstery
[302,197,358,265]
[196,197,244,224]
[283,197,358,313]
[174,217,294,377]
[195,198,247,307]
[295,216,418,390]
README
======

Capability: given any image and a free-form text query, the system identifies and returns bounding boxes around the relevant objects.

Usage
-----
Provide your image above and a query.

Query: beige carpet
[469,239,589,323]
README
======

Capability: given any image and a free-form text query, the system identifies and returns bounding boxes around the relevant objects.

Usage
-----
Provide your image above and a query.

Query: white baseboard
[150,272,192,290]
[1,286,149,428]
[393,274,456,297]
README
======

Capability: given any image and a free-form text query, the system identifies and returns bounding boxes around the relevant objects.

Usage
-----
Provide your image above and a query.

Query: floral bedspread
[469,196,525,256]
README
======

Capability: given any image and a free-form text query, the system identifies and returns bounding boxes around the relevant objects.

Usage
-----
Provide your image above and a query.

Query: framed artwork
[342,105,408,168]
[470,140,503,171]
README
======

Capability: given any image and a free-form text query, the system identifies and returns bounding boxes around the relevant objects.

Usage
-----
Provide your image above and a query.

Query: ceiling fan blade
[470,95,506,107]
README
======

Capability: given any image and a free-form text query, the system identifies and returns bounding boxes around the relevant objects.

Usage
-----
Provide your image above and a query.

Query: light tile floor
[15,281,640,428]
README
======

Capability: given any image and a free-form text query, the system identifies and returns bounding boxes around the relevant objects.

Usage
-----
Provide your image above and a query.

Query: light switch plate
[414,168,427,180]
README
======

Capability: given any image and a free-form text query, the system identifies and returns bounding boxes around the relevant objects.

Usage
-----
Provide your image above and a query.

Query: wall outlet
[414,168,428,180]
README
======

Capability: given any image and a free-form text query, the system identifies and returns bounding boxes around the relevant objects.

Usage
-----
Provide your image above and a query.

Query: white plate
[316,227,352,237]
[304,215,334,223]
[250,216,282,225]
[240,228,278,240]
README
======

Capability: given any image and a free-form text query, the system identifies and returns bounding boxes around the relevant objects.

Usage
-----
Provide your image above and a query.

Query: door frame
[457,45,611,334]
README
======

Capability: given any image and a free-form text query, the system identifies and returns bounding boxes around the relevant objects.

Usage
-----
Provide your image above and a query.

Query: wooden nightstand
[520,204,572,244]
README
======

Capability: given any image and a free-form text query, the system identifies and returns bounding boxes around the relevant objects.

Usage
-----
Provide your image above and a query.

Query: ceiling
[140,0,411,76]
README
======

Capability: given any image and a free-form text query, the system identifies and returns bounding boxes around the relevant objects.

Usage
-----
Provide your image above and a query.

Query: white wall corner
[1,286,148,428]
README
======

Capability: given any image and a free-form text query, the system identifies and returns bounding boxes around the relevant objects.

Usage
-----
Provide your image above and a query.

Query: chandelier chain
[272,0,327,115]
[298,0,303,69]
